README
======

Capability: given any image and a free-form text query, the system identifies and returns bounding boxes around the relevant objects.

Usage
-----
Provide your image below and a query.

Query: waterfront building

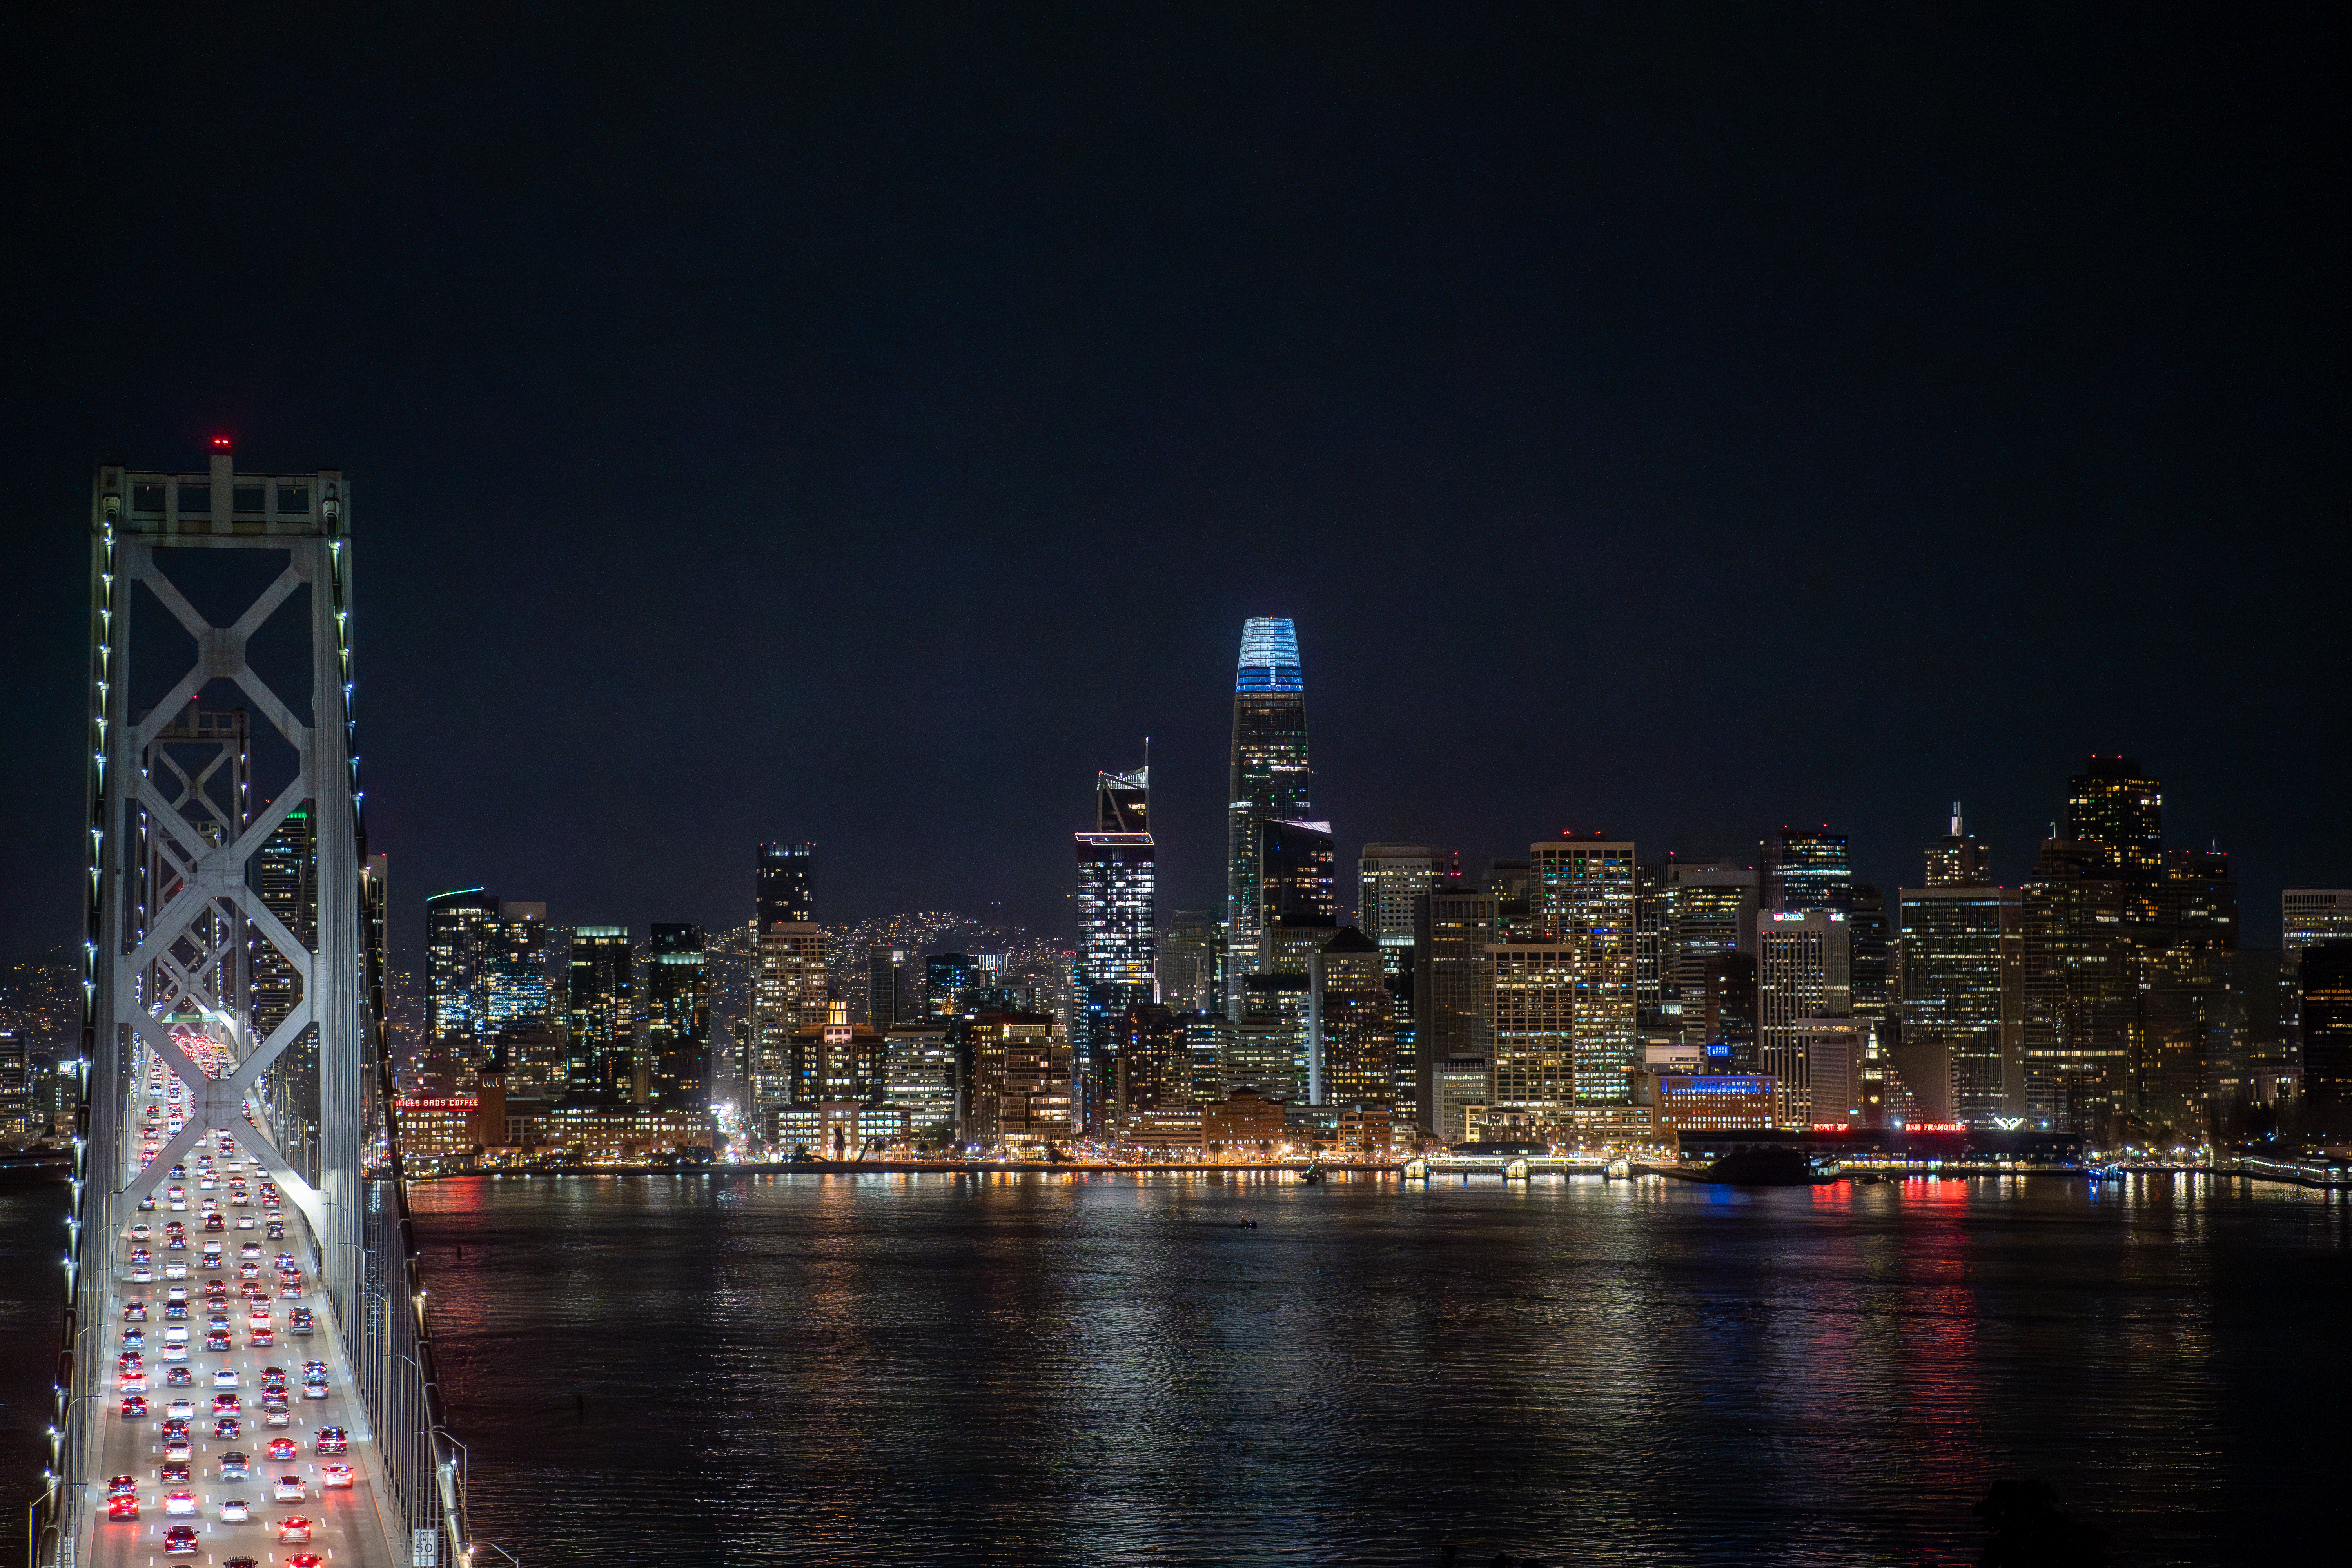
[2137,848,2239,1131]
[1203,1087,1287,1158]
[1898,882,2022,1122]
[1757,911,1851,1128]
[1310,927,1394,1112]
[2020,835,2136,1133]
[644,923,710,1111]
[1358,844,1437,975]
[755,841,815,928]
[1652,1073,1776,1133]
[1529,836,1639,1111]
[566,926,635,1103]
[1114,1004,1191,1119]
[968,1011,1067,1149]
[1335,1103,1394,1161]
[391,1096,480,1164]
[1225,617,1312,1013]
[1760,827,1853,916]
[881,1022,958,1138]
[790,995,886,1104]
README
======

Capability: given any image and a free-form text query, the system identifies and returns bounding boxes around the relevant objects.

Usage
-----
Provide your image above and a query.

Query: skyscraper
[1309,927,1393,1110]
[645,923,710,1111]
[1530,837,1639,1112]
[1259,818,1339,976]
[2299,943,2352,1140]
[867,945,909,1028]
[1225,618,1310,1013]
[1357,844,1437,974]
[755,842,815,929]
[753,922,826,1117]
[1156,911,1216,1013]
[1924,802,1991,886]
[566,926,635,1103]
[1414,885,1496,1140]
[2020,837,2134,1133]
[1760,828,1853,916]
[2065,758,2164,887]
[1757,910,1852,1127]
[1654,859,1757,1042]
[1074,762,1157,1138]
[1899,882,2022,1122]
[2282,888,2352,1052]
[1490,943,1578,1135]
[424,888,501,1080]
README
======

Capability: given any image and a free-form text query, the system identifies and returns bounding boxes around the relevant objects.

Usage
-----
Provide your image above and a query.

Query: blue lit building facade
[1226,618,1311,1014]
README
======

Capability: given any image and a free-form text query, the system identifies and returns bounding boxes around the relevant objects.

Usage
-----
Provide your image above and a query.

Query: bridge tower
[36,447,470,1567]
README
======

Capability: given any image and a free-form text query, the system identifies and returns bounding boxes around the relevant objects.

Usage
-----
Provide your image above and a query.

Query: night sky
[4,6,2343,962]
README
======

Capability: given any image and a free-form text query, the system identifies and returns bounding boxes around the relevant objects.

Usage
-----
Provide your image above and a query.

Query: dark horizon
[4,7,2345,964]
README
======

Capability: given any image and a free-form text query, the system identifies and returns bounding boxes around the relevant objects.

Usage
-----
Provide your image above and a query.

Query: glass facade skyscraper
[755,842,815,930]
[566,925,636,1103]
[646,923,710,1111]
[1530,837,1639,1110]
[1760,827,1853,916]
[1226,618,1310,1012]
[1075,759,1157,1138]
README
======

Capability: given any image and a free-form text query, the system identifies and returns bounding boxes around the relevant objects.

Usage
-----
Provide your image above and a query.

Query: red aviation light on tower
[209,435,233,452]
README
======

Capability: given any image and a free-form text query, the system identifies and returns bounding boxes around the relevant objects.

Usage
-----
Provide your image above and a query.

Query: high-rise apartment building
[1530,837,1638,1110]
[1075,764,1157,1139]
[969,1012,1069,1150]
[566,926,635,1103]
[793,995,886,1104]
[1357,844,1437,975]
[1652,859,1756,1041]
[1234,975,1311,1101]
[1113,1004,1191,1121]
[1309,927,1393,1111]
[1225,618,1311,1012]
[645,923,710,1111]
[881,1022,958,1138]
[1757,910,1851,1127]
[867,946,909,1028]
[425,888,501,1064]
[1414,886,1497,1138]
[752,923,826,1115]
[755,842,815,929]
[2020,837,2134,1133]
[484,903,552,1036]
[1760,828,1853,916]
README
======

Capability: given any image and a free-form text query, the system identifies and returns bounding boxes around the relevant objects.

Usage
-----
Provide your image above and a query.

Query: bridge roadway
[84,1058,400,1568]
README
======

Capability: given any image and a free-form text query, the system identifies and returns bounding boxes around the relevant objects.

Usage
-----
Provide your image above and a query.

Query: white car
[320,1463,354,1489]
[219,1498,250,1522]
[214,1368,239,1390]
[236,1215,256,1230]
[302,1380,328,1400]
[163,1490,197,1515]
[163,1261,187,1280]
[130,1264,154,1283]
[165,1399,196,1420]
[272,1476,305,1503]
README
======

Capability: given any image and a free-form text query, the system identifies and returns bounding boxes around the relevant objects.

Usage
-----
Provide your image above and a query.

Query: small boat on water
[1702,1147,1839,1186]
[1299,1162,1326,1185]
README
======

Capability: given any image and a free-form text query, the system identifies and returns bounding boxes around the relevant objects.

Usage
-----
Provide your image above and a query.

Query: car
[214,1367,240,1389]
[120,1395,148,1417]
[163,1489,197,1515]
[163,1260,187,1280]
[221,1451,250,1480]
[159,1418,189,1438]
[225,1558,260,1568]
[314,1428,347,1455]
[131,1223,152,1241]
[205,1332,233,1352]
[237,1214,256,1229]
[123,1301,148,1324]
[165,1284,188,1303]
[302,1379,328,1399]
[163,1301,187,1320]
[214,1417,241,1439]
[249,1305,272,1327]
[118,1350,143,1372]
[164,1523,200,1555]
[320,1462,354,1488]
[250,1328,275,1348]
[160,1461,190,1484]
[164,1398,194,1421]
[266,1438,299,1461]
[240,1243,263,1261]
[214,1392,240,1413]
[106,1494,138,1521]
[219,1497,251,1522]
[164,1365,193,1387]
[240,1261,261,1278]
[264,1407,291,1428]
[121,1329,145,1350]
[266,1223,285,1240]
[162,1325,188,1347]
[276,1513,312,1541]
[161,1435,191,1461]
[260,1366,287,1385]
[288,1308,312,1334]
[301,1360,327,1377]
[119,1372,148,1393]
[107,1475,138,1499]
[137,1195,156,1211]
[276,1473,310,1503]
[288,1556,323,1568]
[129,1262,154,1283]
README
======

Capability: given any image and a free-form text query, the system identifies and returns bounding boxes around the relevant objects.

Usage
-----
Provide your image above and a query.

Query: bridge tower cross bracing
[36,452,470,1568]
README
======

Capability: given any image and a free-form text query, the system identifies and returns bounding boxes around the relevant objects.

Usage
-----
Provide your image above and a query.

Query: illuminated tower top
[1236,616,1304,693]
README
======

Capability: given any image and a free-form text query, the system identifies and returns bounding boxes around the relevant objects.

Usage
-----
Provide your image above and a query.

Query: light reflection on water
[405,1172,2348,1566]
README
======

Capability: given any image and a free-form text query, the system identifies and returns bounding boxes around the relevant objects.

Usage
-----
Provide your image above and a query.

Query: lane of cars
[96,1035,373,1568]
